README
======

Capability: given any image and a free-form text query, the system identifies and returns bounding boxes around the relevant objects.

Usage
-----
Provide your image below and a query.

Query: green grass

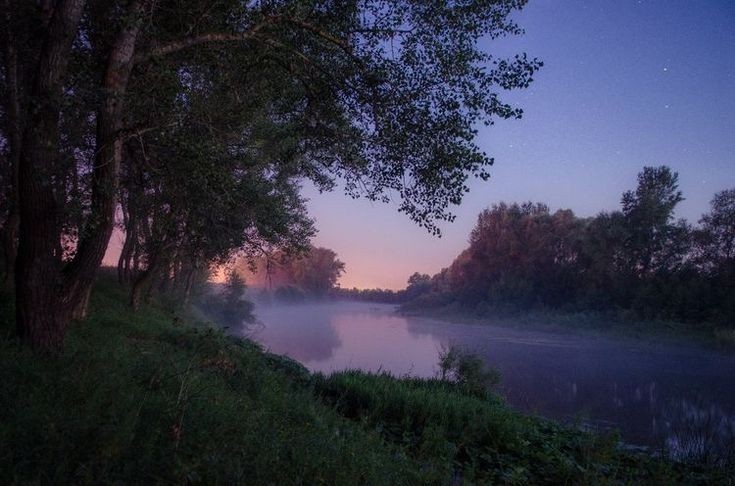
[0,280,729,484]
[0,282,407,484]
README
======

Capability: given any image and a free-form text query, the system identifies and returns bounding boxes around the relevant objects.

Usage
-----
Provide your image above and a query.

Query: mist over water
[243,302,735,450]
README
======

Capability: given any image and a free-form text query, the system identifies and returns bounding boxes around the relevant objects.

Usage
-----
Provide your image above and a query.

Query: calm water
[242,301,735,449]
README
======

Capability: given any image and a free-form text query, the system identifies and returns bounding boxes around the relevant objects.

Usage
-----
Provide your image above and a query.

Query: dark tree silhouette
[0,0,541,351]
[403,167,734,326]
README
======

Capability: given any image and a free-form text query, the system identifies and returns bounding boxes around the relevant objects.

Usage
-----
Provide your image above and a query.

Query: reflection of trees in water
[252,308,735,458]
[657,397,735,467]
[248,306,342,363]
[404,318,735,451]
[403,318,439,341]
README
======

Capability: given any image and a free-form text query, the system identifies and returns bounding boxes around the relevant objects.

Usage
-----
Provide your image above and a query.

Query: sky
[304,0,735,290]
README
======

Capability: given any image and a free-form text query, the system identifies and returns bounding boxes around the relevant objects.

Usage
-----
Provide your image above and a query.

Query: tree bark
[183,267,195,305]
[71,285,91,320]
[117,198,136,284]
[1,0,22,290]
[62,0,149,297]
[15,0,86,352]
[16,0,149,351]
[130,259,157,311]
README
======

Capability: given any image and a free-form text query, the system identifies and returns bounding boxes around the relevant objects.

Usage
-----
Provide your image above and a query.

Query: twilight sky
[304,0,735,290]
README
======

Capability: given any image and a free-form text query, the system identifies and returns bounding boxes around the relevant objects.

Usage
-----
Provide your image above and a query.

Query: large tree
[621,166,684,277]
[449,202,582,307]
[697,189,735,269]
[403,166,735,323]
[1,0,541,351]
[234,246,344,297]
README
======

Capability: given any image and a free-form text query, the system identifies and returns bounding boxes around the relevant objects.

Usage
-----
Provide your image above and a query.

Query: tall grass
[0,279,730,484]
[0,282,409,484]
[313,371,718,484]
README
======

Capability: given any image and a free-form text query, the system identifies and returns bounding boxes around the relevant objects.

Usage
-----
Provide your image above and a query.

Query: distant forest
[233,248,345,302]
[234,165,734,324]
[401,166,734,325]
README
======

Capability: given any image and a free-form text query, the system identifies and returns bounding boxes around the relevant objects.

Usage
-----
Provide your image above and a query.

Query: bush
[437,344,500,398]
[197,272,255,328]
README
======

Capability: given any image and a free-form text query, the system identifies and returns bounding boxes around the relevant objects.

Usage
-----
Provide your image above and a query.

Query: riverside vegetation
[1,276,731,484]
[400,168,735,344]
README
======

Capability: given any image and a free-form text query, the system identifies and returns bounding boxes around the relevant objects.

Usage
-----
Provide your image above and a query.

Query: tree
[697,189,735,269]
[220,271,254,326]
[117,73,316,309]
[198,270,254,327]
[405,272,432,299]
[2,0,540,351]
[695,189,735,324]
[236,246,345,297]
[621,166,684,276]
[451,202,580,307]
[287,247,345,297]
[13,0,88,352]
[400,168,734,324]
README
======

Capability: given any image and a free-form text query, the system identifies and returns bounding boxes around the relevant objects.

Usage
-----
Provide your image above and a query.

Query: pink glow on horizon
[101,226,420,291]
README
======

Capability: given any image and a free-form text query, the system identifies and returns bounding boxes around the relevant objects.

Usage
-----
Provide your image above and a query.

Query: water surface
[243,301,735,449]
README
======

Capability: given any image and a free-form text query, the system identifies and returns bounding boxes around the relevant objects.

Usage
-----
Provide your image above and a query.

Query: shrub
[437,344,500,398]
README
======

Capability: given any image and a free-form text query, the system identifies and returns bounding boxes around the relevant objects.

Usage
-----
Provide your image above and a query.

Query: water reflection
[244,302,735,447]
[659,397,735,465]
[246,303,342,362]
[251,302,438,376]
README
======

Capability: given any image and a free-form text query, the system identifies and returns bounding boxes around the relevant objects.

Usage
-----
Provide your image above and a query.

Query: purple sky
[305,0,735,290]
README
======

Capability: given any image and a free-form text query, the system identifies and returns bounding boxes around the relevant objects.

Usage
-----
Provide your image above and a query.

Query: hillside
[0,280,727,484]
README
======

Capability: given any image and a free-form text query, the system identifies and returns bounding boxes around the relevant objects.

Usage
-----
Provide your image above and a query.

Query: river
[241,301,735,451]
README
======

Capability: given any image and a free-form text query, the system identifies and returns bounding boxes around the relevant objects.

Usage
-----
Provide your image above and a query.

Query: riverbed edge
[0,280,728,483]
[398,303,735,352]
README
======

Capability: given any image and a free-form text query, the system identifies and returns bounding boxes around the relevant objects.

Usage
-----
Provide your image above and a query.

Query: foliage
[403,167,735,329]
[331,286,406,304]
[437,344,500,398]
[0,0,542,349]
[273,285,308,303]
[0,279,728,484]
[696,189,735,269]
[621,166,686,277]
[404,272,433,300]
[197,271,255,328]
[235,246,345,299]
[313,371,721,484]
[279,247,346,297]
[0,281,409,484]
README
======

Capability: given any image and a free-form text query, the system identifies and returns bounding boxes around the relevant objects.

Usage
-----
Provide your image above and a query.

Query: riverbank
[399,303,735,351]
[0,282,729,483]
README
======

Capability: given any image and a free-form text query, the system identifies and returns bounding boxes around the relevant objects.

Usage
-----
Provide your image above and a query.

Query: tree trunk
[183,267,195,305]
[18,300,73,353]
[62,0,149,295]
[1,0,22,290]
[131,262,156,311]
[117,202,136,284]
[16,0,149,352]
[72,285,91,320]
[15,0,86,352]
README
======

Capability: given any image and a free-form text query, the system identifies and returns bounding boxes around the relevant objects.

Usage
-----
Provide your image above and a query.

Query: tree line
[404,166,735,325]
[0,0,540,351]
[332,272,434,303]
[232,246,345,302]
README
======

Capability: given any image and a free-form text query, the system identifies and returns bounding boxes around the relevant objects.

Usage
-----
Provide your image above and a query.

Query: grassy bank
[0,281,728,483]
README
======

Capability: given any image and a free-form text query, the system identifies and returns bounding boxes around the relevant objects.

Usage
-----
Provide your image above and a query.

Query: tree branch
[134,15,364,67]
[134,21,272,64]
